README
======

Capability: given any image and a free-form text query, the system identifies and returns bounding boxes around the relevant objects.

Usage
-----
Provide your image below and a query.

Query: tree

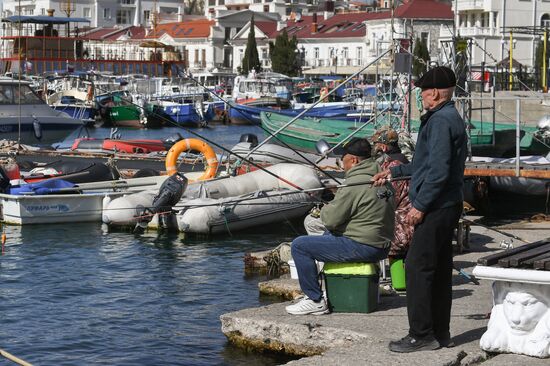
[241,15,262,75]
[269,29,299,76]
[412,37,430,78]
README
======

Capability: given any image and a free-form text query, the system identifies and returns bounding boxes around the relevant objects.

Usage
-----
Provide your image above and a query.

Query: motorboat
[0,77,86,145]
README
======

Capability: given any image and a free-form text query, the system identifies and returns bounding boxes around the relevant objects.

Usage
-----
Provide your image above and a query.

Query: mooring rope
[0,348,33,366]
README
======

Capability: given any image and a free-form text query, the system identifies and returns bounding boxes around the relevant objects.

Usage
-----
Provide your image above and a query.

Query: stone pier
[221,220,550,365]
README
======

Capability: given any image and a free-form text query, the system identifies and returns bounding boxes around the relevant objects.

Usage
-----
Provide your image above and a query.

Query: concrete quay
[221,220,550,365]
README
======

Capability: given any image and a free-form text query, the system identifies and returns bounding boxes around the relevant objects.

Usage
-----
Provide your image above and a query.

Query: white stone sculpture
[480,281,550,358]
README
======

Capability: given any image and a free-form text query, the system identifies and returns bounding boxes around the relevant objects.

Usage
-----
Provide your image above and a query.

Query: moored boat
[0,77,85,145]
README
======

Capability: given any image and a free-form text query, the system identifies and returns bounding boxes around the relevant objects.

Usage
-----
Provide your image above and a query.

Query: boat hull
[145,102,213,127]
[0,191,125,225]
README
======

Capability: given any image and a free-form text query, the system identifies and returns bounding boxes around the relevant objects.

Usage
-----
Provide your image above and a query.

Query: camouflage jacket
[379,151,414,257]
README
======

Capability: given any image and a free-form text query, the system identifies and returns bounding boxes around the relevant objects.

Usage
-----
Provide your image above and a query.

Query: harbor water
[0,223,301,365]
[1,124,298,365]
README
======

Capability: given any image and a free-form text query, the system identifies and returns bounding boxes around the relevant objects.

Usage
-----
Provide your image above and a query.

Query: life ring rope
[165,138,218,181]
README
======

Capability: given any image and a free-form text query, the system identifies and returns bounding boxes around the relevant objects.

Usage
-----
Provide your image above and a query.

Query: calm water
[0,223,300,365]
[1,125,300,365]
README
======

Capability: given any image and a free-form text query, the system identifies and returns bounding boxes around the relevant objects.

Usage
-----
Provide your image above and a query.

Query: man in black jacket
[373,66,467,352]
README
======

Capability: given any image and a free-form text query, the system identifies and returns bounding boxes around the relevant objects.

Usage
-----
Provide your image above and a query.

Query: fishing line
[173,66,342,184]
[87,82,315,193]
[26,177,407,221]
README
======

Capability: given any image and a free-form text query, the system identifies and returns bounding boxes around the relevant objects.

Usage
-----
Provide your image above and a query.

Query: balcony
[458,27,497,37]
[455,0,488,11]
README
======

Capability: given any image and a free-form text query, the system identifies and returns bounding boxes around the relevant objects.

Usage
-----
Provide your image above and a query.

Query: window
[83,8,91,18]
[261,48,268,60]
[41,8,45,15]
[356,47,362,61]
[542,14,550,27]
[264,5,269,12]
[119,0,135,4]
[103,8,111,19]
[116,9,131,24]
[209,0,216,5]
[143,10,150,22]
[218,0,225,4]
[314,47,319,59]
[421,32,429,50]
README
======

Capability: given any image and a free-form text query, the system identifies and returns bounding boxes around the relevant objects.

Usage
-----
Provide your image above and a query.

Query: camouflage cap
[371,126,399,145]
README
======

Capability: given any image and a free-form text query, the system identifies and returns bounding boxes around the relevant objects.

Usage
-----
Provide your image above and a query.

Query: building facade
[440,0,550,68]
[1,0,183,28]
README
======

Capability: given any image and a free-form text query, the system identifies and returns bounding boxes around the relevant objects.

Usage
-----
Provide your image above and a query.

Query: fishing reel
[376,187,394,201]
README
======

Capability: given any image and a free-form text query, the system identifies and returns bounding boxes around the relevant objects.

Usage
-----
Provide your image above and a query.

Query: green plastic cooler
[323,262,379,313]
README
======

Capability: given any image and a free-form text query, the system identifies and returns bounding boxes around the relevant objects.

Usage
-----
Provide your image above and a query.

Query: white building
[205,0,320,19]
[441,0,550,68]
[242,0,453,76]
[1,0,183,28]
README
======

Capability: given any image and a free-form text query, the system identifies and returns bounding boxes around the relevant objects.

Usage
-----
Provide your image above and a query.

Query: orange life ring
[165,138,218,181]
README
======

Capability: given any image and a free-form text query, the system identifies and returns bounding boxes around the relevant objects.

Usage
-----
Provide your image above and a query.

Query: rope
[0,348,33,366]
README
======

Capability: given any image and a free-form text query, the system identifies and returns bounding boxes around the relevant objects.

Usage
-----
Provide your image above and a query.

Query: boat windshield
[239,81,276,94]
[0,84,43,105]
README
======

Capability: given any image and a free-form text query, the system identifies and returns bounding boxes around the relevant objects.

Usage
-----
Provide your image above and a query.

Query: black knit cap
[342,137,371,158]
[415,66,457,89]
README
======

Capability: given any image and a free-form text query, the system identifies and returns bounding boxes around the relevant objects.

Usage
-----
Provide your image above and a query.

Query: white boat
[229,140,339,169]
[0,175,169,225]
[176,189,314,234]
[0,77,85,145]
[103,163,323,233]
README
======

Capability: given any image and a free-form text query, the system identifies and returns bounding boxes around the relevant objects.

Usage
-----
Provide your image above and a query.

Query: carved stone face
[503,291,548,334]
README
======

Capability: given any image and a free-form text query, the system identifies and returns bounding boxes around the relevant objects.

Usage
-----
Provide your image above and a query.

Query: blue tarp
[10,179,76,195]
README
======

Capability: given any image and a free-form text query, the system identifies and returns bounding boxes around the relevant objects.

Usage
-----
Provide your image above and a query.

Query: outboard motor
[162,133,184,149]
[134,173,188,232]
[239,133,259,148]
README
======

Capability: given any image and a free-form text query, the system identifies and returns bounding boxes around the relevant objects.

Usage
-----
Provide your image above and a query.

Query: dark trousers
[406,203,462,340]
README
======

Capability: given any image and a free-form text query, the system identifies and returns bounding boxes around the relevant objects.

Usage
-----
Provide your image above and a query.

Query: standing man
[373,66,467,352]
[286,138,395,315]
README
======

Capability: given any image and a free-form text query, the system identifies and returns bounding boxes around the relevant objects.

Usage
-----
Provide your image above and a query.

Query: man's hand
[406,207,425,226]
[372,169,391,186]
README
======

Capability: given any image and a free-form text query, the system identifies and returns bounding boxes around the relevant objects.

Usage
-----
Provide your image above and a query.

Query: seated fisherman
[286,137,395,315]
[371,127,414,261]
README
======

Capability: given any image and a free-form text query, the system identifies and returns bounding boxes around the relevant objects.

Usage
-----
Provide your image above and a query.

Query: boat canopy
[2,15,90,24]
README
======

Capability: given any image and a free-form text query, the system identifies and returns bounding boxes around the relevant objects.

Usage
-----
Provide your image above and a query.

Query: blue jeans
[291,232,389,301]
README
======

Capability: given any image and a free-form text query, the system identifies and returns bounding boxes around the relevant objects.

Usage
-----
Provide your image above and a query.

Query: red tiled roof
[280,0,451,39]
[149,19,214,39]
[83,26,146,41]
[254,21,278,38]
[84,28,118,40]
[394,0,453,19]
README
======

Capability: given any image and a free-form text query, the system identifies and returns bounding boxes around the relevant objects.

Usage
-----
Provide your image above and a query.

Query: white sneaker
[285,296,329,315]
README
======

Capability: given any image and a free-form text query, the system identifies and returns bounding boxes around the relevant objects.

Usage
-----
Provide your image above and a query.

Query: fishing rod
[247,48,393,157]
[18,176,408,220]
[172,66,342,184]
[462,217,528,243]
[315,104,393,164]
[87,82,321,194]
